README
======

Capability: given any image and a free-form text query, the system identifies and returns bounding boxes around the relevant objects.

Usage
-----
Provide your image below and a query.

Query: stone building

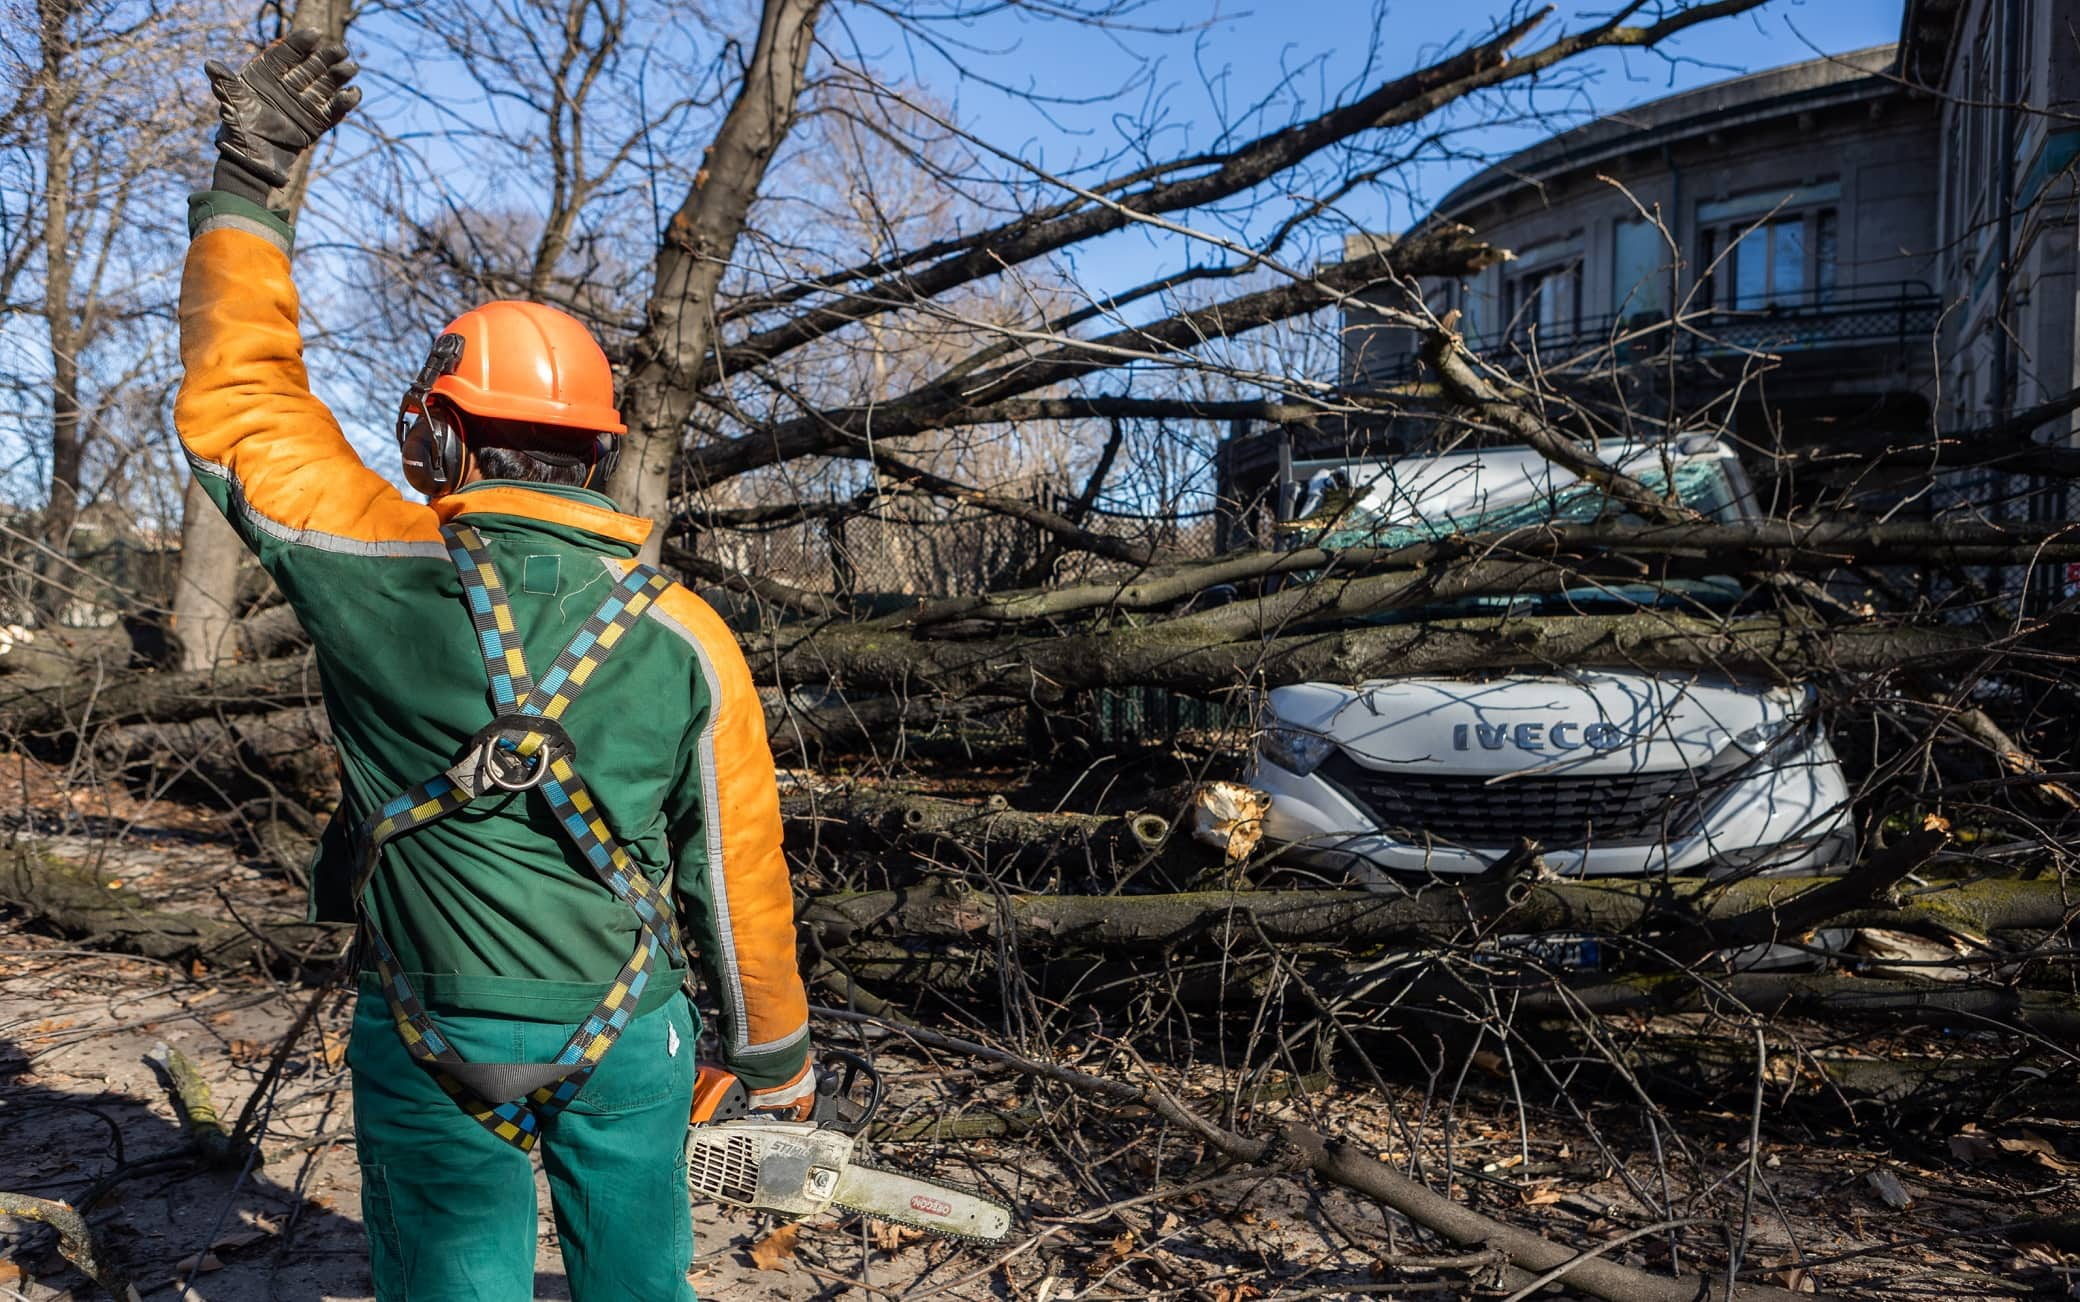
[1224,6,2080,533]
[1902,0,2080,520]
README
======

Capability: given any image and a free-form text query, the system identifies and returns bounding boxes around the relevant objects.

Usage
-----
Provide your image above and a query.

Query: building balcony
[1347,281,1943,394]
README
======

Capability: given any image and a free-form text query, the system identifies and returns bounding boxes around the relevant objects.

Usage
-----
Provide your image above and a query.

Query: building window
[1815,210,1837,302]
[1505,261,1580,344]
[1968,19,1992,228]
[1611,218,1671,321]
[1700,208,1838,309]
[1944,112,1965,253]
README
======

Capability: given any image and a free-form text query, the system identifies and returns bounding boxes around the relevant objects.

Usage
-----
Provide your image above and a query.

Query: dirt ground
[6,764,2080,1300]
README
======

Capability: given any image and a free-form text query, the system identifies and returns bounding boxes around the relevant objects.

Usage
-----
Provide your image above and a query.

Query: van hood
[1266,672,1812,776]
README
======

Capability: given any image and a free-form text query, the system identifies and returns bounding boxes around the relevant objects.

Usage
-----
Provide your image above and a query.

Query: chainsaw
[687,1049,1012,1243]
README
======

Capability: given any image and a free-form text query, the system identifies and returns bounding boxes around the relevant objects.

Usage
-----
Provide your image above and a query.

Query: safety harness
[350,522,681,1152]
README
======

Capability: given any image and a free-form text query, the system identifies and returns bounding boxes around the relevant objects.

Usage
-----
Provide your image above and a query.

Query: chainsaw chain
[831,1160,1012,1245]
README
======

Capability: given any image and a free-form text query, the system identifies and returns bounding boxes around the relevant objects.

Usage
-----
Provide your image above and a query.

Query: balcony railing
[1349,281,1942,390]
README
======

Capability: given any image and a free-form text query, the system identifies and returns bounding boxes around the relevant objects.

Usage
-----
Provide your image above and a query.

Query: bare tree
[0,0,210,625]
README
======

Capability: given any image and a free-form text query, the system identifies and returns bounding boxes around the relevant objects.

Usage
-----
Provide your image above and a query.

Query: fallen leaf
[1156,1212,1180,1235]
[0,1260,22,1284]
[1948,1132,1998,1164]
[869,1221,924,1254]
[1093,1231,1135,1270]
[1523,1187,1564,1207]
[1996,1132,2077,1173]
[318,1028,347,1071]
[1209,1283,1261,1302]
[748,1224,799,1271]
[1922,813,1951,833]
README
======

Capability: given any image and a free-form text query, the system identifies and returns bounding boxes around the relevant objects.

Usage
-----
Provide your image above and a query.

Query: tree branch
[679,229,1499,487]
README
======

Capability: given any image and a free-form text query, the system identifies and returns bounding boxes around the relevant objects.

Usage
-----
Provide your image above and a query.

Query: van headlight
[1728,714,1805,756]
[1727,686,1819,757]
[1259,725,1337,776]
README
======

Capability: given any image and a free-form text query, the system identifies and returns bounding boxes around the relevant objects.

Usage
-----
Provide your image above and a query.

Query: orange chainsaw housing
[689,1064,747,1125]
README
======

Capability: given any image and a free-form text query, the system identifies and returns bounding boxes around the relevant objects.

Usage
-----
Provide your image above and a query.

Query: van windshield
[1309,456,1741,551]
[1293,454,1748,623]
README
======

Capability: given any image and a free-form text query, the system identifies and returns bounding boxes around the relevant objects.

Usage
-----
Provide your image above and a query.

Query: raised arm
[175,33,434,568]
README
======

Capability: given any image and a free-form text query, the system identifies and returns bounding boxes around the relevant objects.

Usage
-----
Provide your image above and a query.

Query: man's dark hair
[459,412,601,488]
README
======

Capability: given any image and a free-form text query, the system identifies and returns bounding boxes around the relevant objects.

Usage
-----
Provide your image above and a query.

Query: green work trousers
[348,977,700,1301]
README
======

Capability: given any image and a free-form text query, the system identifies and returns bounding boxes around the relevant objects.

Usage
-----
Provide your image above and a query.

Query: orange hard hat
[427,300,624,437]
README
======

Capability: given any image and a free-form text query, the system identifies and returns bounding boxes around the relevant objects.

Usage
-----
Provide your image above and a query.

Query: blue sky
[832,0,1907,306]
[286,0,1911,483]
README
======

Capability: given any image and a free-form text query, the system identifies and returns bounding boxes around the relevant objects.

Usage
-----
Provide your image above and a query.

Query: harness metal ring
[469,716,575,793]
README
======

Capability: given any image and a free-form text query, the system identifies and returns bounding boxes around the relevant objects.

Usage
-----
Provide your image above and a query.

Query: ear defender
[585,434,620,490]
[396,333,469,498]
[400,401,465,496]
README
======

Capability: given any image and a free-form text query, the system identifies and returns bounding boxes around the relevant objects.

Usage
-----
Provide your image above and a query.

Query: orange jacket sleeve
[651,585,811,1090]
[177,221,440,564]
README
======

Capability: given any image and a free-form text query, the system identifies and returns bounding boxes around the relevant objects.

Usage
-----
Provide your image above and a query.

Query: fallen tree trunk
[1547,972,2080,1039]
[0,608,2034,737]
[87,707,336,804]
[753,611,1994,704]
[898,519,2080,629]
[0,653,318,739]
[0,846,345,971]
[799,874,2077,955]
[784,789,1180,889]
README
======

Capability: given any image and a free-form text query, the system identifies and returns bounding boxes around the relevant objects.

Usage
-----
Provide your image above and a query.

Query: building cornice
[1430,47,1907,224]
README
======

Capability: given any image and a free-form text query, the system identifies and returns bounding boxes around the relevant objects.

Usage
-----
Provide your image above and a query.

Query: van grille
[1316,752,1711,849]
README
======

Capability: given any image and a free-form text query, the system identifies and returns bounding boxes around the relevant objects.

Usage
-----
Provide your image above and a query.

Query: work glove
[204,28,361,207]
[746,1054,817,1122]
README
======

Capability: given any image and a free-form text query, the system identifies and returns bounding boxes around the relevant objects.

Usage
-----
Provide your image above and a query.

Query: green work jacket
[173,192,809,1091]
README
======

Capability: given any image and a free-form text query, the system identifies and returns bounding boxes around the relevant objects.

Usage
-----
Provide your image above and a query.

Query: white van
[1248,436,1855,883]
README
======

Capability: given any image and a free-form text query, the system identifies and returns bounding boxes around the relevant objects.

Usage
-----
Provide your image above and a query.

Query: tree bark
[35,0,83,576]
[0,1192,137,1301]
[799,874,2076,955]
[895,519,2080,629]
[752,611,1989,705]
[0,608,2008,738]
[1534,973,2080,1040]
[0,845,345,971]
[612,0,827,546]
[170,476,245,669]
[0,652,318,740]
[784,789,1177,889]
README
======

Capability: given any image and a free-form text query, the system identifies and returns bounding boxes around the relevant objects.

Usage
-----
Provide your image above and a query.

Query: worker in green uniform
[177,32,814,1300]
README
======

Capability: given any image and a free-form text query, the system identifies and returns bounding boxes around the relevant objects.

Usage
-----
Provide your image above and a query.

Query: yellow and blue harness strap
[351,523,679,1151]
